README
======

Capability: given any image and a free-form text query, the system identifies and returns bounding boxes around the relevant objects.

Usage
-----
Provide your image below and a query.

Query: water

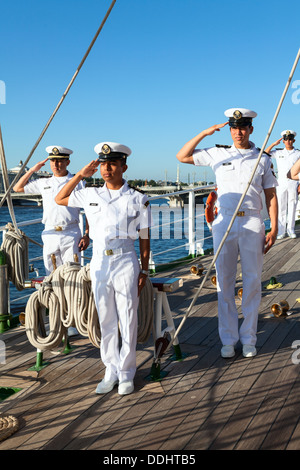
[1,199,214,313]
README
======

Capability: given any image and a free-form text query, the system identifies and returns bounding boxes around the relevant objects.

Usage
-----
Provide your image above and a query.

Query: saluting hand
[30,157,49,173]
[204,122,229,137]
[80,160,100,178]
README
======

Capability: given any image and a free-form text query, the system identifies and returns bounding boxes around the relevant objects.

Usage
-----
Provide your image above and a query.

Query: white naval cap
[94,142,132,162]
[281,129,297,139]
[224,108,257,127]
[46,145,73,159]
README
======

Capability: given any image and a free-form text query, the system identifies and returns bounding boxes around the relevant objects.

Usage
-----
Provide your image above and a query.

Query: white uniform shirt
[193,142,278,211]
[24,172,85,227]
[67,180,151,252]
[270,147,300,185]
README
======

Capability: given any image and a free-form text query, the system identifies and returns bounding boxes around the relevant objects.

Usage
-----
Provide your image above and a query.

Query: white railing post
[188,191,196,256]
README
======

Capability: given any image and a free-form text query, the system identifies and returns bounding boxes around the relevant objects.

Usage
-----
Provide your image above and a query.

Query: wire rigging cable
[0,0,117,209]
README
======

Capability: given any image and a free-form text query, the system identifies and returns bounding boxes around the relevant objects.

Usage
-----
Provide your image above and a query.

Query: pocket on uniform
[88,204,101,214]
[218,162,235,181]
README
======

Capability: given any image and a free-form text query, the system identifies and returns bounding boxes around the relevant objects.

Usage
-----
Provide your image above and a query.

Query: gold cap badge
[52,147,59,155]
[102,144,111,154]
[233,110,242,120]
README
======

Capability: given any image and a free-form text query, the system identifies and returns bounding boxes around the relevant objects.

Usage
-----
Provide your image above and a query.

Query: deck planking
[1,227,300,451]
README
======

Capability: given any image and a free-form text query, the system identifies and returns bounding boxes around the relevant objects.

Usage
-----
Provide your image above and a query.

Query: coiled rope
[0,415,19,442]
[1,223,29,291]
[25,275,66,350]
[25,262,154,351]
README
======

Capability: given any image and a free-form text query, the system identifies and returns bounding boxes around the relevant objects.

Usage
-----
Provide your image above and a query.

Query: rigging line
[164,47,300,353]
[0,0,117,209]
[0,125,20,233]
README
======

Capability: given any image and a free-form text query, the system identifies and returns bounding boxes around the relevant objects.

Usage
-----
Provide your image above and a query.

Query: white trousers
[41,225,82,275]
[212,212,265,346]
[277,183,298,236]
[90,250,140,383]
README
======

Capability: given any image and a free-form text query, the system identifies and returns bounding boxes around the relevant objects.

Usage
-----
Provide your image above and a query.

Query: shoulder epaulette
[215,144,231,148]
[128,184,145,194]
[257,147,271,157]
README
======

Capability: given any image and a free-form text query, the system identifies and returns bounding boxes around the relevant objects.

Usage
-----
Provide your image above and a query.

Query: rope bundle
[73,264,100,348]
[1,223,29,291]
[51,262,100,348]
[25,262,154,351]
[25,276,66,350]
[0,415,19,442]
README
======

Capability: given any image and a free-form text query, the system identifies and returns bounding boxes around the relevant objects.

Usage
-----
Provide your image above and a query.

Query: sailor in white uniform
[13,146,89,277]
[55,142,151,396]
[13,146,89,276]
[176,108,278,359]
[266,130,300,239]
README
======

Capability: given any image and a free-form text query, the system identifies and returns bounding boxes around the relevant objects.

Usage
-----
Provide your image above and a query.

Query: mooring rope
[0,415,19,442]
[1,223,29,291]
[25,262,154,351]
[25,276,66,350]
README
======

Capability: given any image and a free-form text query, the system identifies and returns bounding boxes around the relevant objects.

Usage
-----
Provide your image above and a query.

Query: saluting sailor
[13,146,90,275]
[176,108,278,359]
[266,130,300,239]
[55,142,151,396]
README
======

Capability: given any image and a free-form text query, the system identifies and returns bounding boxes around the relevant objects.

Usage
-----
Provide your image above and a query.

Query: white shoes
[287,230,296,239]
[221,345,235,358]
[95,379,118,394]
[277,231,297,240]
[221,344,257,358]
[242,344,257,358]
[95,379,134,395]
[118,380,134,395]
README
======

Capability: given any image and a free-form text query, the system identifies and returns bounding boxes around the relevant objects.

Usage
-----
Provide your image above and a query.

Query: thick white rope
[25,277,66,350]
[25,262,154,351]
[1,223,29,291]
[0,0,117,210]
[164,47,300,354]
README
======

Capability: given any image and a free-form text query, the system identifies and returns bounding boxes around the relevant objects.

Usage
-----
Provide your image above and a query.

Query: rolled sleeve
[262,157,278,189]
[193,148,215,166]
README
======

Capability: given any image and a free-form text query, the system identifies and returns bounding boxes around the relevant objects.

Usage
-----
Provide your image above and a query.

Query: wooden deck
[1,227,300,452]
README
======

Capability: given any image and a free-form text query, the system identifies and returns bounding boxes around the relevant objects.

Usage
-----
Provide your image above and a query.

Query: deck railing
[0,184,271,310]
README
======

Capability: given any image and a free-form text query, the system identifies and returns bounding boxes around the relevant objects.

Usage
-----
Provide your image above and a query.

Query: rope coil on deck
[1,223,29,291]
[25,276,66,350]
[0,415,19,442]
[25,262,154,351]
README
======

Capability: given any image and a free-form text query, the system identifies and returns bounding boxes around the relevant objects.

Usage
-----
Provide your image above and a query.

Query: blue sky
[0,0,300,183]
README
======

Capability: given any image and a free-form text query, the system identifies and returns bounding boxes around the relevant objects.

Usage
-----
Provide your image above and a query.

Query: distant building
[0,160,51,192]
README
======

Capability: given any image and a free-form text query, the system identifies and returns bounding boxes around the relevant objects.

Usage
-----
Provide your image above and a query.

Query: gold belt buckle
[104,249,114,256]
[54,226,63,231]
[237,211,245,217]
